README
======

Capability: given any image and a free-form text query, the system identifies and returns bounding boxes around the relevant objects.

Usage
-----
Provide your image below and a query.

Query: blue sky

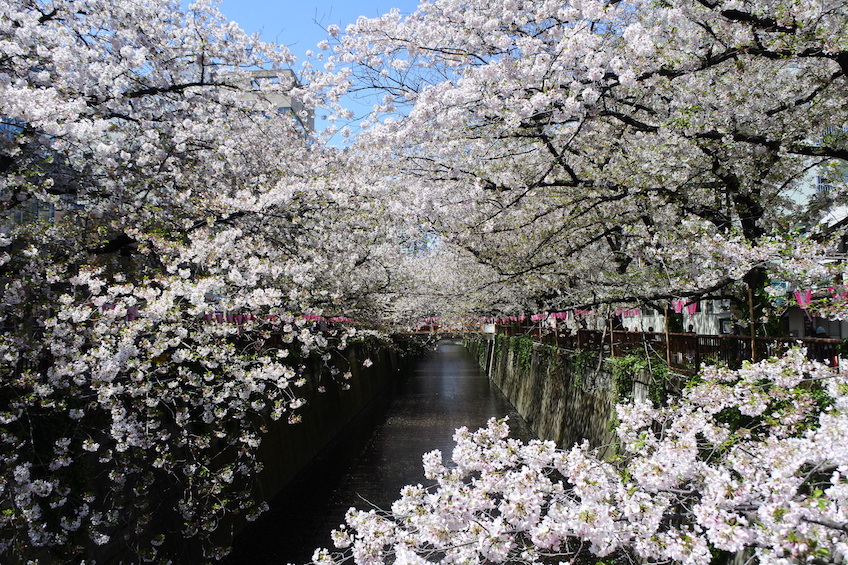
[215,0,422,65]
[210,0,423,135]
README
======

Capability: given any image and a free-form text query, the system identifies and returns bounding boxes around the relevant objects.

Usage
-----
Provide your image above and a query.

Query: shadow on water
[223,339,533,565]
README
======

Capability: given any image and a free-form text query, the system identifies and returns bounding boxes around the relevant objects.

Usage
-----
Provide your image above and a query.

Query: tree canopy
[2,0,848,561]
[0,0,411,559]
[307,0,848,315]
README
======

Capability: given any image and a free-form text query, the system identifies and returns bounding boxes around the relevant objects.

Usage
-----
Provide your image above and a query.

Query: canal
[223,339,533,564]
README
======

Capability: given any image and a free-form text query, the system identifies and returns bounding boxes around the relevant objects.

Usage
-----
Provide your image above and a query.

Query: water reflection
[224,340,533,564]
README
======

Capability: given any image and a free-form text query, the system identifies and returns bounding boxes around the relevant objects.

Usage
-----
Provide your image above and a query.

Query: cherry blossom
[306,0,848,315]
[3,0,848,560]
[0,0,416,560]
[316,348,848,565]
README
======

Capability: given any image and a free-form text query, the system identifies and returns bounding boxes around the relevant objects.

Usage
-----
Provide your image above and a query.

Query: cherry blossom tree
[313,348,848,565]
[0,0,421,561]
[3,0,848,560]
[308,0,848,315]
[385,237,528,328]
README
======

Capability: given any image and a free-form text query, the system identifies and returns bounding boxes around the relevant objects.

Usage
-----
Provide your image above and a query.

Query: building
[244,69,314,131]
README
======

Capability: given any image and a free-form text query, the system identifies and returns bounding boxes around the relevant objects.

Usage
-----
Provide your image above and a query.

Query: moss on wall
[466,336,617,454]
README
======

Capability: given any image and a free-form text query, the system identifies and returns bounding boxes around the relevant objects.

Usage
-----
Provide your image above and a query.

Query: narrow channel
[223,339,534,564]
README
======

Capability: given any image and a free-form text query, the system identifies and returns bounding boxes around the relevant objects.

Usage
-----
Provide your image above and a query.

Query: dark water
[223,339,533,565]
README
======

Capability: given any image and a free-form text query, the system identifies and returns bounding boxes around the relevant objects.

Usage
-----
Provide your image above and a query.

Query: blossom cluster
[304,0,848,312]
[315,348,848,565]
[3,0,848,560]
[0,0,413,560]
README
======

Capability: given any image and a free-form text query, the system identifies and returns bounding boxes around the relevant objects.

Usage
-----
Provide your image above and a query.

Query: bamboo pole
[665,305,671,368]
[555,317,559,349]
[609,316,615,358]
[749,286,757,363]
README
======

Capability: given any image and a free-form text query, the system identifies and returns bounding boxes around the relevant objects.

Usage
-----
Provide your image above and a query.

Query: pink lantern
[794,289,812,309]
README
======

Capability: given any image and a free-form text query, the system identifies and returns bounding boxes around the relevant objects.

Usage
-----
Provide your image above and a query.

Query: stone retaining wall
[253,341,405,500]
[467,335,625,452]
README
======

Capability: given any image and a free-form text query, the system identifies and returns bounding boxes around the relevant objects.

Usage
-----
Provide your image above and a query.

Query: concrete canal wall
[88,338,414,565]
[466,335,657,452]
[253,339,408,500]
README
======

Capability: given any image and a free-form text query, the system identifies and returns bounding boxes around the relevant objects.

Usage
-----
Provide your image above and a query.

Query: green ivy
[541,344,561,371]
[509,336,535,371]
[466,337,488,369]
[609,353,670,405]
[648,362,671,406]
[571,349,596,372]
[610,355,643,400]
[568,349,597,389]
